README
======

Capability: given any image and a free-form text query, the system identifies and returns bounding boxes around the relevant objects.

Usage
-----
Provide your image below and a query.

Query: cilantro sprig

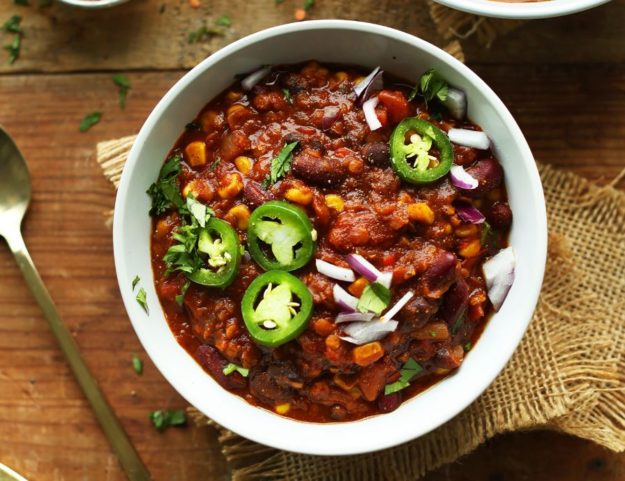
[149,410,186,431]
[3,15,23,65]
[79,112,102,132]
[112,74,131,110]
[136,288,149,314]
[146,154,185,216]
[132,354,143,375]
[408,68,448,105]
[223,363,249,377]
[384,358,423,395]
[263,141,299,188]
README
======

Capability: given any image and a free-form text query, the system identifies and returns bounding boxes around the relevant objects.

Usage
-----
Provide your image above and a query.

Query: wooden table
[0,1,623,480]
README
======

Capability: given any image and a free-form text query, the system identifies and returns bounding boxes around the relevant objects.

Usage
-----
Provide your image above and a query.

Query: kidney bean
[439,278,470,325]
[465,158,503,196]
[436,345,465,370]
[249,371,292,405]
[196,345,247,390]
[422,251,457,298]
[291,149,345,186]
[453,145,478,166]
[487,202,513,229]
[378,392,401,413]
[361,142,390,166]
[243,181,274,207]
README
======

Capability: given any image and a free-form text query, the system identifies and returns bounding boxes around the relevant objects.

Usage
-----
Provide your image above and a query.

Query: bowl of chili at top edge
[432,0,610,19]
[113,20,547,455]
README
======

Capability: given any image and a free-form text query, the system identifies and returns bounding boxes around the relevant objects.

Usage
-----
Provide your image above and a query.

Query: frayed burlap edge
[428,1,524,48]
[97,135,624,480]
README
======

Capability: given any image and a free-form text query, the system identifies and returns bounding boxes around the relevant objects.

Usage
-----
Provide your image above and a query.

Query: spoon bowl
[0,129,30,236]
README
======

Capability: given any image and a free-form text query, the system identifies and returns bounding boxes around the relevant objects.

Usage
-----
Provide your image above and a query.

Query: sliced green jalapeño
[188,218,241,288]
[247,200,316,272]
[389,117,453,184]
[241,271,313,347]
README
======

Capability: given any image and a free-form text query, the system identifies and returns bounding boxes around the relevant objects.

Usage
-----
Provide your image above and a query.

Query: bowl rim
[113,19,547,455]
[432,0,610,19]
[57,0,129,9]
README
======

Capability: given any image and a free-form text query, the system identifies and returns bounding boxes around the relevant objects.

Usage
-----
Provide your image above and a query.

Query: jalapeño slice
[247,200,316,272]
[389,117,453,184]
[241,271,313,347]
[188,218,241,288]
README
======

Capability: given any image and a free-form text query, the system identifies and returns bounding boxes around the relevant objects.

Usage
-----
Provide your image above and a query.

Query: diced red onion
[346,254,381,282]
[381,291,414,321]
[482,247,515,311]
[450,164,478,190]
[316,259,355,282]
[339,319,398,345]
[321,106,341,131]
[363,97,382,132]
[377,271,393,289]
[333,284,359,312]
[455,201,485,224]
[335,311,375,324]
[442,87,467,120]
[448,128,491,150]
[353,66,383,103]
[241,66,272,91]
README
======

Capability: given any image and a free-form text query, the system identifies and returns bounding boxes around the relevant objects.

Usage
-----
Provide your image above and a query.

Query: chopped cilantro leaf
[384,358,423,395]
[223,363,249,377]
[4,34,20,64]
[149,410,186,431]
[136,288,149,314]
[264,141,299,187]
[2,15,22,34]
[408,68,448,106]
[188,25,223,44]
[132,275,140,290]
[112,74,131,110]
[208,158,221,171]
[357,282,391,315]
[303,0,314,10]
[79,112,102,132]
[146,154,185,216]
[282,88,293,104]
[175,280,191,307]
[464,342,472,352]
[216,15,231,27]
[132,354,143,375]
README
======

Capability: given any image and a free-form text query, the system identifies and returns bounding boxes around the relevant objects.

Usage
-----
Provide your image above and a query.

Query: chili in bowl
[114,20,547,454]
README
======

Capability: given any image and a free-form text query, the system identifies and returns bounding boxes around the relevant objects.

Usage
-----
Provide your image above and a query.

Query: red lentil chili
[149,61,513,422]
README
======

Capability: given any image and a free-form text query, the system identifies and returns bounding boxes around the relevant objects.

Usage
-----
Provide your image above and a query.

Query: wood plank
[0,64,623,481]
[1,0,624,74]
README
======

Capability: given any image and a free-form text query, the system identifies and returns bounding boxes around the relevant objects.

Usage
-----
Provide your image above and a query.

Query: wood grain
[1,0,624,73]
[0,5,624,480]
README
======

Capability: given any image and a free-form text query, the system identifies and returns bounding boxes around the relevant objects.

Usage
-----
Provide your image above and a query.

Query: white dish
[57,0,129,8]
[432,0,610,19]
[113,20,547,455]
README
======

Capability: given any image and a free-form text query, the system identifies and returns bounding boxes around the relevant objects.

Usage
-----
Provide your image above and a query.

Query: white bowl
[113,20,547,455]
[57,0,129,8]
[433,0,610,19]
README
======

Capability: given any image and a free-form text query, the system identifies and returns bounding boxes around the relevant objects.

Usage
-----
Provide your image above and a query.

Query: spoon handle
[5,230,152,481]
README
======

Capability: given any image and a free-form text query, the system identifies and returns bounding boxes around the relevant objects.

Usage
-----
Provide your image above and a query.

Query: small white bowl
[113,20,547,455]
[433,0,610,19]
[57,0,129,8]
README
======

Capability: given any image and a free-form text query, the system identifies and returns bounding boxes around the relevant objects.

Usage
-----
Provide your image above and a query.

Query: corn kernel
[185,141,207,167]
[225,204,251,230]
[353,342,384,367]
[285,187,313,205]
[275,403,291,415]
[325,194,344,212]
[226,104,245,117]
[455,224,478,238]
[348,277,369,297]
[458,238,481,258]
[334,71,348,82]
[434,368,451,376]
[325,334,341,350]
[183,179,214,203]
[226,90,243,102]
[217,173,243,199]
[234,156,253,175]
[407,202,435,225]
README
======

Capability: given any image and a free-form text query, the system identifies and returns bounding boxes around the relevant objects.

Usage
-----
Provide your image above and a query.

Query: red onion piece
[335,311,375,324]
[353,66,382,103]
[363,97,382,131]
[321,106,341,131]
[241,66,272,91]
[455,201,485,224]
[381,291,414,321]
[450,164,478,190]
[442,87,467,120]
[316,258,355,282]
[448,128,491,150]
[482,247,515,311]
[339,319,398,345]
[346,254,382,282]
[333,284,359,312]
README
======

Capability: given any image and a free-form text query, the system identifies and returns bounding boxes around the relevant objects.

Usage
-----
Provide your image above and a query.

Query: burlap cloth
[96,6,625,479]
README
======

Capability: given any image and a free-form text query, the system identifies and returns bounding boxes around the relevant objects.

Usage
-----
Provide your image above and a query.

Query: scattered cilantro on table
[112,74,131,110]
[79,112,102,132]
[132,354,143,375]
[149,410,186,431]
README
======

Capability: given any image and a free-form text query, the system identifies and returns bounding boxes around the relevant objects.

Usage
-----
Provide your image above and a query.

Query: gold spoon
[0,127,152,481]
